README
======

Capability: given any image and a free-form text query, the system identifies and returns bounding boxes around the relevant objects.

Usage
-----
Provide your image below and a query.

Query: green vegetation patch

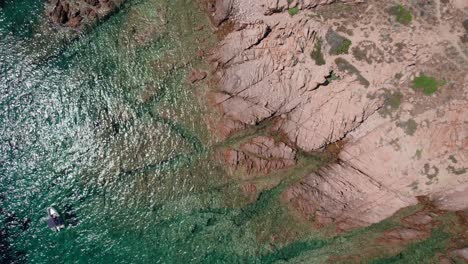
[326,29,352,55]
[335,57,369,87]
[412,74,442,95]
[288,6,299,16]
[336,39,352,54]
[311,39,326,65]
[390,4,413,25]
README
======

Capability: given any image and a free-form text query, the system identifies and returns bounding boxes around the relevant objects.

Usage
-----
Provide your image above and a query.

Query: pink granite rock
[224,136,296,176]
[210,0,468,229]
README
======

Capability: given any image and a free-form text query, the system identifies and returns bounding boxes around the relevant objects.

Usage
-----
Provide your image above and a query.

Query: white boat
[46,207,65,232]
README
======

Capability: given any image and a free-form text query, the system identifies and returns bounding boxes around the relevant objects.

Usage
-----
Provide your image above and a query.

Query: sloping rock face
[263,0,357,15]
[209,0,468,229]
[46,0,126,29]
[223,136,296,177]
[284,102,468,229]
[212,0,234,26]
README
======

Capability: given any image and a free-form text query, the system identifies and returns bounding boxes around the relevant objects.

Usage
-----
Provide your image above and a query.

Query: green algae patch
[311,39,326,65]
[391,4,413,25]
[412,74,442,95]
[288,6,299,16]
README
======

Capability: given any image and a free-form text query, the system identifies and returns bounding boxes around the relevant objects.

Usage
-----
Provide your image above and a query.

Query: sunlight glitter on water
[1,0,332,262]
[0,0,234,262]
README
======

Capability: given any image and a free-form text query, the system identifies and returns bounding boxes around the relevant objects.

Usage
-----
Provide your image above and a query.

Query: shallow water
[0,0,237,262]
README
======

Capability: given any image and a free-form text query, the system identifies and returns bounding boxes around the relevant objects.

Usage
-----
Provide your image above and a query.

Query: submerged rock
[46,0,126,29]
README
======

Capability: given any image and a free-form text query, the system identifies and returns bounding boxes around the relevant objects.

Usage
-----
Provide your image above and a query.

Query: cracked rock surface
[223,136,297,177]
[208,0,468,229]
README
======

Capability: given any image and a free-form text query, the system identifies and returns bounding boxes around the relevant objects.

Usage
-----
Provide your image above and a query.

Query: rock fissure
[207,0,468,231]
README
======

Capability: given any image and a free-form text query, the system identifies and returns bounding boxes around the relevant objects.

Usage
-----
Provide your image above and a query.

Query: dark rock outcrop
[46,0,125,29]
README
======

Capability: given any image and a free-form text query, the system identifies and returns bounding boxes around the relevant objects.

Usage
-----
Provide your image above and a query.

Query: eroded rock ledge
[207,0,468,230]
[223,136,296,176]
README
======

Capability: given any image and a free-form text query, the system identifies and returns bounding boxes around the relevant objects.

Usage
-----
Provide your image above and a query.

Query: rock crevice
[208,0,468,230]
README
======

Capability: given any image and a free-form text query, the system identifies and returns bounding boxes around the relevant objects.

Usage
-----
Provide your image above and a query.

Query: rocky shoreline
[203,0,467,232]
[30,0,468,260]
[45,0,126,29]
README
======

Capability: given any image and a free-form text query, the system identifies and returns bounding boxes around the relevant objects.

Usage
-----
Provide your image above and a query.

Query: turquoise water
[0,0,325,263]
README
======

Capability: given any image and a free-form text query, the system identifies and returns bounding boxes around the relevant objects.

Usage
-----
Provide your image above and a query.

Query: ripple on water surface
[1,1,329,263]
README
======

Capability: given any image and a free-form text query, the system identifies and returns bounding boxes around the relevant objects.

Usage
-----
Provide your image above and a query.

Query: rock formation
[223,136,296,176]
[211,0,234,26]
[46,0,126,29]
[208,0,468,229]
